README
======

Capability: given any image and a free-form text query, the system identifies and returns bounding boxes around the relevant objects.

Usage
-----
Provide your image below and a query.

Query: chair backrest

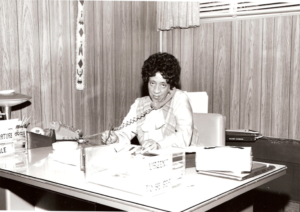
[185,92,208,113]
[193,113,225,147]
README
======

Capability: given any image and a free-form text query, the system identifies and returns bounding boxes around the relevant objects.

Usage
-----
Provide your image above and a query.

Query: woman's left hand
[140,139,160,154]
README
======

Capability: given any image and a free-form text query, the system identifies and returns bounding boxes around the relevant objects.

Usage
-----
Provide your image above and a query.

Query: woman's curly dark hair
[141,52,181,89]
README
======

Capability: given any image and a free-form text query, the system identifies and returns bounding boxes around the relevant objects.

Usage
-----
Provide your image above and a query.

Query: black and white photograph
[0,1,300,211]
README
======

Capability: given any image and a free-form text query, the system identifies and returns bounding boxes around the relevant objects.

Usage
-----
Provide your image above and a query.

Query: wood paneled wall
[1,0,299,141]
[0,0,159,140]
[162,15,300,140]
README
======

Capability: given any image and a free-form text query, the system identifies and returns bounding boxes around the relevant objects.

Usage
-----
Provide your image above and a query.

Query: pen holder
[27,129,56,149]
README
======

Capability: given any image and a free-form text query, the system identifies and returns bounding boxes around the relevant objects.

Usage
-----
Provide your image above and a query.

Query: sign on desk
[0,142,15,157]
[0,129,13,141]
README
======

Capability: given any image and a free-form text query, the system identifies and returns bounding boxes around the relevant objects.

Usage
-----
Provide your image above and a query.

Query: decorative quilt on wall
[76,0,85,90]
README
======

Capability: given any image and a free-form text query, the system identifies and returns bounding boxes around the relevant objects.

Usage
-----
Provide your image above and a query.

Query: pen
[104,125,114,144]
[140,147,150,155]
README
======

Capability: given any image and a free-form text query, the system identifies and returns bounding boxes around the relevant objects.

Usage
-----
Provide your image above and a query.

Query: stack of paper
[196,146,252,173]
[197,162,275,181]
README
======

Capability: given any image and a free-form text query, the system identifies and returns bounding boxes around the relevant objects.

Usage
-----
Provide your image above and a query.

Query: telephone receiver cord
[82,107,154,139]
[82,91,174,140]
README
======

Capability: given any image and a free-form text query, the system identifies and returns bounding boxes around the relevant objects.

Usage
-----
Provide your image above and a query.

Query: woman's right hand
[101,130,119,145]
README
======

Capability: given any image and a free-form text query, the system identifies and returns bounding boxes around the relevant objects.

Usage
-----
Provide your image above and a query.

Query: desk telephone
[51,89,176,141]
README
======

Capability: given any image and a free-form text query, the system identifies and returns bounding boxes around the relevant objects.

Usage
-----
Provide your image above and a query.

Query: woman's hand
[140,139,161,154]
[101,130,119,145]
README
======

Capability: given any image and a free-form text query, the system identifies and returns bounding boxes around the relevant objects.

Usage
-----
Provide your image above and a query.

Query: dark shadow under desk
[226,137,300,212]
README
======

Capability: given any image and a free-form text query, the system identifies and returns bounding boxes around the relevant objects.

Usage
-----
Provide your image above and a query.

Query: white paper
[196,146,252,173]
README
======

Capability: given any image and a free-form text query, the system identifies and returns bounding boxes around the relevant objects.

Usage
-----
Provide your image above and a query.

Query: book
[226,129,259,134]
[226,129,262,141]
[226,135,263,141]
[226,131,260,137]
[197,162,275,181]
[226,137,256,141]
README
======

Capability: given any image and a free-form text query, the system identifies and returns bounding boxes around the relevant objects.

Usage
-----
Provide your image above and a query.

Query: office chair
[193,113,225,147]
[185,91,225,147]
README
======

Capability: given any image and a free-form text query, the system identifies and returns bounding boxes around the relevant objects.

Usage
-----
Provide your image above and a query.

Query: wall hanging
[76,0,85,90]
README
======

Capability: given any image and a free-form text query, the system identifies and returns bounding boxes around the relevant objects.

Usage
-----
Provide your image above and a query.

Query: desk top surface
[0,147,287,212]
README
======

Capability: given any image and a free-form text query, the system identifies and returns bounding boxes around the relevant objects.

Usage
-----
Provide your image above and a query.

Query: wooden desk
[0,147,286,211]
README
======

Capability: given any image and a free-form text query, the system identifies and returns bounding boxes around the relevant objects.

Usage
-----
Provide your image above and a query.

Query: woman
[101,52,199,152]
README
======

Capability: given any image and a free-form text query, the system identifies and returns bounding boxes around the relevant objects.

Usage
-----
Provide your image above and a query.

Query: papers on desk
[48,148,81,168]
[197,162,275,181]
[196,146,252,173]
[194,146,275,181]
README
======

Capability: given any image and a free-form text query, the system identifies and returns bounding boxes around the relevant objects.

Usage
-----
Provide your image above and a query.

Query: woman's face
[148,72,170,103]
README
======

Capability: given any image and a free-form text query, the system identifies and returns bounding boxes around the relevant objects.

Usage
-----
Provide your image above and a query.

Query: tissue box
[196,146,252,173]
[84,144,173,196]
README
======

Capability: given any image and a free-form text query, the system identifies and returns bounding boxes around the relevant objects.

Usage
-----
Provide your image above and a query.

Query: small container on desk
[27,129,56,149]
